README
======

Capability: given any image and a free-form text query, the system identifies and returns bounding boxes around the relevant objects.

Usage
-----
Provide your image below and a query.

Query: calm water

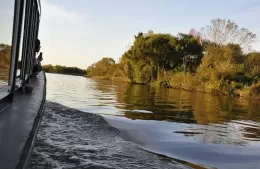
[45,73,260,169]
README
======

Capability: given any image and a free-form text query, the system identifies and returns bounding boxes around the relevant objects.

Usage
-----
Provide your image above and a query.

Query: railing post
[9,0,22,96]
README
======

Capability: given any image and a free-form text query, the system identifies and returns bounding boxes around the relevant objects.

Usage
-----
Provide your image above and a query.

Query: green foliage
[119,31,203,84]
[196,44,245,82]
[218,79,237,95]
[177,33,204,73]
[0,44,11,68]
[87,57,117,77]
[42,64,86,76]
[250,82,260,99]
[170,72,198,91]
[88,18,260,100]
[245,52,260,77]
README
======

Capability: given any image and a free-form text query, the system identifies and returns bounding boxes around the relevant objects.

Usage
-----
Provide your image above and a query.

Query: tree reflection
[92,79,260,145]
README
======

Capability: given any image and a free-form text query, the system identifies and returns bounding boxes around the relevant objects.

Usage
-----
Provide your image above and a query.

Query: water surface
[44,73,260,169]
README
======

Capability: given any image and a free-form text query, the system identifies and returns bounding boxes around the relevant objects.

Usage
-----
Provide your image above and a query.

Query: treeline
[43,64,86,76]
[0,44,11,68]
[87,18,260,99]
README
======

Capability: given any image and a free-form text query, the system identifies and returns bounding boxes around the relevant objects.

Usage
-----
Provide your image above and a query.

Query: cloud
[41,0,84,24]
[39,0,92,68]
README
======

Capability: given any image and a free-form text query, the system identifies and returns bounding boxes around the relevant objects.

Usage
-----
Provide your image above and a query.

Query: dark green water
[47,73,260,169]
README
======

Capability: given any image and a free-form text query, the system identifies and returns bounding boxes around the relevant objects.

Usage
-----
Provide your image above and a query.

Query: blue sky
[1,0,260,69]
[0,1,15,45]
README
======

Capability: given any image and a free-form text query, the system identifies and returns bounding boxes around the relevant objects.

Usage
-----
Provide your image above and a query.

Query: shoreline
[45,72,85,76]
[86,76,259,101]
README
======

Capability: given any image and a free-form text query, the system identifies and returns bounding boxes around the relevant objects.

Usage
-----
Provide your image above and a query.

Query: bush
[249,82,260,99]
[170,72,198,91]
[159,80,171,88]
[218,78,237,95]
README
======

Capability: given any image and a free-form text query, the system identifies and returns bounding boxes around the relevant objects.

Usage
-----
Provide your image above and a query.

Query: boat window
[17,0,27,81]
[0,0,41,100]
[0,0,15,91]
[21,0,39,83]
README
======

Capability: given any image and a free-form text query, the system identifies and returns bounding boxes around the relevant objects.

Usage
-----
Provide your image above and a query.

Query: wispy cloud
[41,0,84,24]
[40,0,92,68]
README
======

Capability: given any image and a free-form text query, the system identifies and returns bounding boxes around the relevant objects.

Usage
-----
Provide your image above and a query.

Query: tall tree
[200,18,257,50]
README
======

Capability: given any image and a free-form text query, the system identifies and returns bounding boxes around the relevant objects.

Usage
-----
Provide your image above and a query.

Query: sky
[0,1,15,45]
[1,0,260,69]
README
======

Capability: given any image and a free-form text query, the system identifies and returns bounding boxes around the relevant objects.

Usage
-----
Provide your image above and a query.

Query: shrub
[170,72,198,90]
[218,78,237,95]
[249,82,260,99]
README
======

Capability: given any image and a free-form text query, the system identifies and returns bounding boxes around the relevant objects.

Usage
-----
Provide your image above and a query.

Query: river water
[30,73,260,169]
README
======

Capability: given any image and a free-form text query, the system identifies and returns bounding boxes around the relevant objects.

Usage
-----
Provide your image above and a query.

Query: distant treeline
[42,64,86,76]
[87,18,260,99]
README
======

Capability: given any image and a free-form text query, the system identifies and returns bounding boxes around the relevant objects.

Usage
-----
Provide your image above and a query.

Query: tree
[245,52,260,77]
[119,31,204,83]
[87,57,116,77]
[42,64,86,75]
[200,18,257,50]
[0,44,11,68]
[177,33,204,73]
[196,44,245,82]
[189,29,201,43]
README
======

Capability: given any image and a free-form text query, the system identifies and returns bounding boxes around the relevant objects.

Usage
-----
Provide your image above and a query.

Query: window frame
[0,0,21,100]
[0,0,41,101]
[21,0,40,84]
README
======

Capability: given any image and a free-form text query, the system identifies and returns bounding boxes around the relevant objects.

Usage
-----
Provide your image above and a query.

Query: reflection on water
[115,84,260,145]
[47,73,260,169]
[89,80,260,144]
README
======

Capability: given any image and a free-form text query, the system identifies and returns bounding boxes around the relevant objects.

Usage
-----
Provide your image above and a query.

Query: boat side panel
[0,71,46,169]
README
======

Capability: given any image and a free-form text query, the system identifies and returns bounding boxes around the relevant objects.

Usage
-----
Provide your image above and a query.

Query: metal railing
[0,0,41,101]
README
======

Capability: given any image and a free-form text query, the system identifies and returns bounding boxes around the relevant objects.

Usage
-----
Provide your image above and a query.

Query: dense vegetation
[0,44,11,69]
[87,18,260,99]
[0,44,11,81]
[43,64,86,76]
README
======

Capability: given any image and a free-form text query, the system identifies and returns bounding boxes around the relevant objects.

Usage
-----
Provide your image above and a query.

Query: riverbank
[85,22,260,103]
[86,75,260,101]
[42,64,86,76]
[85,76,131,82]
[45,72,85,76]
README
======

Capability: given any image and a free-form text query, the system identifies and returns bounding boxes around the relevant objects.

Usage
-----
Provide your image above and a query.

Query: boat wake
[29,101,183,169]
